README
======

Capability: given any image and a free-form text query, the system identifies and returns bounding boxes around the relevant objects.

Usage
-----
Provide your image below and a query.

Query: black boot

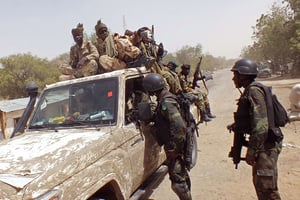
[206,104,216,118]
[200,110,211,123]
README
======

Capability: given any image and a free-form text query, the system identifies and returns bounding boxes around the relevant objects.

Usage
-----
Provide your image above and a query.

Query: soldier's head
[231,58,258,88]
[181,64,191,76]
[167,61,178,72]
[95,20,109,40]
[142,73,165,96]
[137,27,152,43]
[72,23,84,45]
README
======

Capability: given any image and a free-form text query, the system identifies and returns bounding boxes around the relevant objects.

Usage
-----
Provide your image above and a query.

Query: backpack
[251,82,289,127]
[251,82,289,142]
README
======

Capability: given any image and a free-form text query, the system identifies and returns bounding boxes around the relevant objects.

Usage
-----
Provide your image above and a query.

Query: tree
[283,0,300,74]
[0,53,60,99]
[242,1,300,76]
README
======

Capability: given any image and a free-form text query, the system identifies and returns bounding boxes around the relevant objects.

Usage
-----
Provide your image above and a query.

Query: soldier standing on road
[230,58,282,200]
[59,23,99,81]
[142,73,192,200]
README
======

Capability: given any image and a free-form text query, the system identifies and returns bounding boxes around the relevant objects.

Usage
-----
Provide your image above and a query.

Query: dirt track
[149,68,300,200]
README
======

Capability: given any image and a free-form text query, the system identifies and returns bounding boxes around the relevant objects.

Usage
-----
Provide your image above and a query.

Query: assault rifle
[192,56,209,93]
[227,123,247,169]
[177,93,199,171]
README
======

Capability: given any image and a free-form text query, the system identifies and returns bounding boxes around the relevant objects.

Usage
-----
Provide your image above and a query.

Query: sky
[0,0,278,60]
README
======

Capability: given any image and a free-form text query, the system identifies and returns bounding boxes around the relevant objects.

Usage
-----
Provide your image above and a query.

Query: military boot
[200,110,211,123]
[206,104,216,118]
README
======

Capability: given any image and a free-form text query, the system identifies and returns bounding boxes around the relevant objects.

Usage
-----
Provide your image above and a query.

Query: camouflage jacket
[94,34,118,57]
[179,73,193,93]
[237,81,269,153]
[155,89,186,153]
[70,40,99,68]
[162,67,182,95]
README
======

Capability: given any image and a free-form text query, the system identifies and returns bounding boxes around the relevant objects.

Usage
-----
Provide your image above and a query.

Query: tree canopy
[0,53,60,99]
[241,0,300,74]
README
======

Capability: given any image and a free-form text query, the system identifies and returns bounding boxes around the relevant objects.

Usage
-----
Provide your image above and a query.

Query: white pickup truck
[0,67,198,200]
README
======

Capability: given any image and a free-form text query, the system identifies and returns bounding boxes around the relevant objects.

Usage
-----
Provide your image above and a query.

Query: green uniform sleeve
[161,98,186,152]
[247,86,269,153]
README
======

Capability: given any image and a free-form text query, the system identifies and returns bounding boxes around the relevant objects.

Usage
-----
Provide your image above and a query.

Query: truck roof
[46,66,149,89]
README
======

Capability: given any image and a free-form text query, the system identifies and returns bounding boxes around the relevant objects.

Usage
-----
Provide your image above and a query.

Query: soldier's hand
[227,123,235,132]
[245,148,256,166]
[77,57,88,68]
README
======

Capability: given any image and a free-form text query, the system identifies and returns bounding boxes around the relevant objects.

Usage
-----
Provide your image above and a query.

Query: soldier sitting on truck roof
[94,20,151,72]
[59,23,99,81]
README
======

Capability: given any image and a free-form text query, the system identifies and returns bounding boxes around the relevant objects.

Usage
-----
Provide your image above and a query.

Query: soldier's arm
[161,99,186,153]
[247,86,269,154]
[86,41,100,61]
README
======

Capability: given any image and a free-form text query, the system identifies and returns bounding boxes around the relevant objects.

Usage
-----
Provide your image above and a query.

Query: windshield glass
[29,77,118,128]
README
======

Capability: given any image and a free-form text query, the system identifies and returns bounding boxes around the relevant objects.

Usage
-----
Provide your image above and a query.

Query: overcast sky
[0,0,278,60]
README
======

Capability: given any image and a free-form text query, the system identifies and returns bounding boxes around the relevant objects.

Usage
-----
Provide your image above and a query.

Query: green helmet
[231,59,258,75]
[143,73,165,92]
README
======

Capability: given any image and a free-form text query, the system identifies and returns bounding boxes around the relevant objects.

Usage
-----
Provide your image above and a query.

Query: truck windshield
[29,77,118,129]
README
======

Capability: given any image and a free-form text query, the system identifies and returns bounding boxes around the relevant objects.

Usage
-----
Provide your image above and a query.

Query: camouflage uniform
[162,66,182,95]
[179,73,206,112]
[69,41,99,78]
[94,20,127,72]
[59,24,99,79]
[154,89,192,200]
[235,82,282,200]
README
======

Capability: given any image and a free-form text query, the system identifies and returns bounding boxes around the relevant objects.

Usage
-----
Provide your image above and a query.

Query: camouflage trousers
[166,153,192,200]
[59,60,98,79]
[252,142,282,200]
[191,91,206,111]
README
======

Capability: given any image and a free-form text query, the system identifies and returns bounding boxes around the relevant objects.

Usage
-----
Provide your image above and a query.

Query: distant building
[0,97,29,139]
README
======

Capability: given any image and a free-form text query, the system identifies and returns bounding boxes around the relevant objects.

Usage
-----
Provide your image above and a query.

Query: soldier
[94,20,127,72]
[134,26,164,72]
[161,61,183,95]
[142,73,192,200]
[230,58,282,200]
[179,64,213,123]
[59,23,99,81]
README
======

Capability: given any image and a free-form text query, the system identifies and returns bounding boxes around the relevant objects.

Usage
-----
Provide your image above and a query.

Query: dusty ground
[149,69,300,200]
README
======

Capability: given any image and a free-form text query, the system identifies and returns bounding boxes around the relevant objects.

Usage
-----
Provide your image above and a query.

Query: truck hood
[0,127,118,198]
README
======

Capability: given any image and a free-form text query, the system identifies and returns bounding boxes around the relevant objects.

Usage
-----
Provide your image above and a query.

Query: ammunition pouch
[267,127,284,143]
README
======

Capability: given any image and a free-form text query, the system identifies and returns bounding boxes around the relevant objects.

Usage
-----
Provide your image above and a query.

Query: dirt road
[149,68,300,200]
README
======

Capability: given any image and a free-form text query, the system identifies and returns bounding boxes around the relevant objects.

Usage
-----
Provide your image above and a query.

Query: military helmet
[143,73,165,92]
[231,58,259,75]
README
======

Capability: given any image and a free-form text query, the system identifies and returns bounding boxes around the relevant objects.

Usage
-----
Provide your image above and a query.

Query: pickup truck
[0,66,198,200]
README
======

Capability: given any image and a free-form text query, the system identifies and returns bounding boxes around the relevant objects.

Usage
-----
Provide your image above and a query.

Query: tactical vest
[234,89,252,133]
